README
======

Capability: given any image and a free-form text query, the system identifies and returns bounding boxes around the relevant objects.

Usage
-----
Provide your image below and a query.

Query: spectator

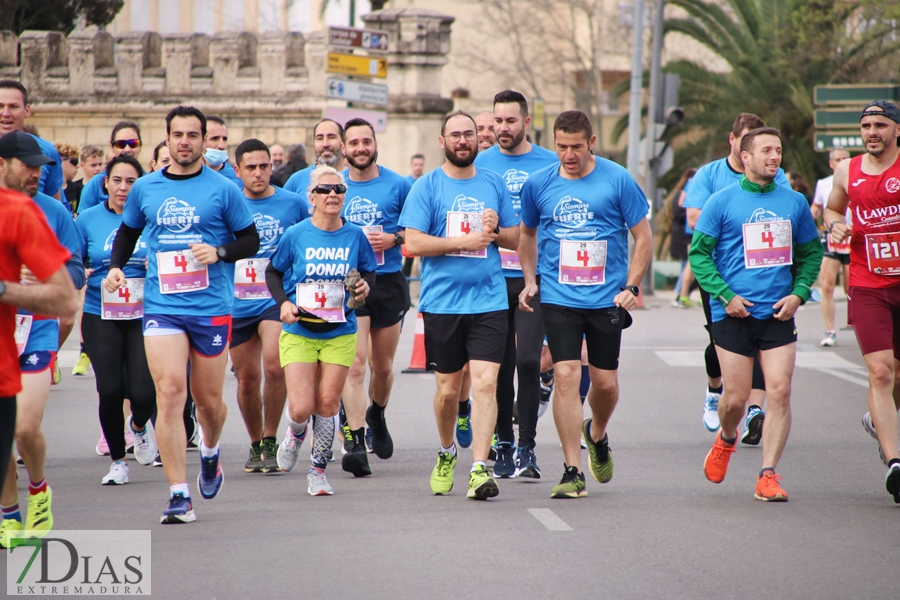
[270,144,285,167]
[271,143,307,187]
[406,153,424,184]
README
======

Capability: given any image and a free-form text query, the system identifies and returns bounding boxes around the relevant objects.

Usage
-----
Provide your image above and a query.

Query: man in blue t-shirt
[399,110,519,501]
[473,90,557,480]
[105,106,259,525]
[284,119,347,196]
[338,118,412,474]
[406,153,424,185]
[685,113,790,443]
[689,127,822,502]
[519,110,652,499]
[203,115,241,188]
[228,139,309,475]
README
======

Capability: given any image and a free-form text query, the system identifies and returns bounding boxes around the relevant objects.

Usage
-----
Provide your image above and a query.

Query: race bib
[234,258,271,300]
[865,232,900,275]
[361,225,385,266]
[101,278,145,320]
[15,315,32,357]
[157,249,209,294]
[296,282,346,323]
[559,240,607,285]
[446,211,486,258]
[499,248,522,271]
[742,220,792,269]
[826,232,851,255]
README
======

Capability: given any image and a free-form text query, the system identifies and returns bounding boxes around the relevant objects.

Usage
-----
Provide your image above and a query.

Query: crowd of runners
[2,76,900,537]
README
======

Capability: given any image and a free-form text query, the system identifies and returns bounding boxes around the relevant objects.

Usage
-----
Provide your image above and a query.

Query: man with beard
[338,118,412,475]
[270,144,285,168]
[399,111,519,500]
[473,90,557,479]
[284,120,346,196]
[825,100,900,503]
[475,111,497,150]
[203,116,241,187]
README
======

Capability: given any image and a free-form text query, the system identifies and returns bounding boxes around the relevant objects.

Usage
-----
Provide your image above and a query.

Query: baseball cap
[0,131,56,167]
[860,100,900,124]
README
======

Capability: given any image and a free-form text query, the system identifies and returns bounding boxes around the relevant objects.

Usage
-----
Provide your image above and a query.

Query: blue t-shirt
[34,135,64,199]
[75,203,148,317]
[398,167,518,315]
[474,144,558,278]
[520,159,649,310]
[212,162,242,187]
[270,219,377,339]
[405,175,418,185]
[122,166,254,317]
[233,187,310,318]
[76,173,108,215]
[341,165,412,275]
[694,182,819,322]
[284,164,316,196]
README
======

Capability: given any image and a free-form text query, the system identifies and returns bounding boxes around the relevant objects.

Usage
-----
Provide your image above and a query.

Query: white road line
[816,368,869,388]
[528,508,573,531]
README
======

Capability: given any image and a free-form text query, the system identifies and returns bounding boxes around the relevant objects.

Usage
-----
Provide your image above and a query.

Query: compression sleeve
[109,223,144,270]
[265,261,291,308]
[218,223,260,263]
[791,238,824,303]
[688,231,736,306]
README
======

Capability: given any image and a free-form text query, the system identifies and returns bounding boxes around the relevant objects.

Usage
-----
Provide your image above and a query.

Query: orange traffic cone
[402,312,427,373]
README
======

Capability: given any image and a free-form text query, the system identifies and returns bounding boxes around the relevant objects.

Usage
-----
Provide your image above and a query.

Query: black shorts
[710,316,797,357]
[822,251,850,265]
[355,270,410,329]
[423,310,507,373]
[541,304,633,370]
[231,304,281,348]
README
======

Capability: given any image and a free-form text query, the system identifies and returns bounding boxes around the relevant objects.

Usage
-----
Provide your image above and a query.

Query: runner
[0,131,85,543]
[474,111,497,151]
[77,121,143,214]
[474,90,557,478]
[270,144,285,168]
[229,139,308,474]
[265,166,374,495]
[105,106,259,524]
[204,115,241,187]
[407,153,425,184]
[685,113,790,441]
[75,155,157,485]
[824,100,900,502]
[339,118,412,475]
[149,140,172,172]
[284,119,347,197]
[518,109,651,499]
[691,127,821,501]
[399,110,519,500]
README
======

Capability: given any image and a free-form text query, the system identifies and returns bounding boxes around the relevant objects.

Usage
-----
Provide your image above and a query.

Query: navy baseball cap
[0,131,55,167]
[860,100,900,124]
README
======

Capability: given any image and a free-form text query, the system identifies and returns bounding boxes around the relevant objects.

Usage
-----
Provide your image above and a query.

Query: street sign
[327,78,388,106]
[324,107,387,133]
[815,84,900,106]
[814,109,867,128]
[814,132,864,152]
[328,27,390,52]
[327,52,388,79]
[532,97,545,132]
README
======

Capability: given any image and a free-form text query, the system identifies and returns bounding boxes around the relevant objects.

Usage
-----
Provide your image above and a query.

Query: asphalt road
[2,290,897,599]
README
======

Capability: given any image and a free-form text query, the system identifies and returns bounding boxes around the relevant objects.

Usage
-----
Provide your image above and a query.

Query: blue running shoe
[456,401,472,448]
[161,493,195,524]
[197,453,224,499]
[493,442,517,478]
[741,406,765,446]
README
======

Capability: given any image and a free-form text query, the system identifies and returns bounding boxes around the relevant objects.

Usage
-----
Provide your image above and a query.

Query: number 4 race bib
[446,212,486,258]
[559,240,607,285]
[866,232,900,275]
[296,283,346,323]
[234,258,271,300]
[743,220,792,269]
[102,278,145,320]
[157,249,209,294]
[15,315,32,357]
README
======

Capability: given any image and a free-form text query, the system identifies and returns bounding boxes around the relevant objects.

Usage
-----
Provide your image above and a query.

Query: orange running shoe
[755,472,789,502]
[703,430,735,483]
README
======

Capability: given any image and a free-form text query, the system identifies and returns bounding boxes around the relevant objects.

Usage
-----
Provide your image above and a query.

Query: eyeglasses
[112,139,142,150]
[68,157,79,167]
[312,183,347,195]
[443,131,477,143]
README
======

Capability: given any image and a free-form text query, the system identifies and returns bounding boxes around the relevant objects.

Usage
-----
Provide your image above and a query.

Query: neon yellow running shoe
[430,450,456,495]
[467,464,499,500]
[71,352,91,376]
[0,518,23,548]
[25,487,54,536]
[52,361,61,385]
[582,419,614,483]
[551,465,587,499]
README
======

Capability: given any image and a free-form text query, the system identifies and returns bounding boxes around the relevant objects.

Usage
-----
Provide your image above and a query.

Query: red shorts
[849,285,900,358]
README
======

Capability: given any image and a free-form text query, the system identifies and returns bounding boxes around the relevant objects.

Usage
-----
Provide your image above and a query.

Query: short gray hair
[307,165,346,212]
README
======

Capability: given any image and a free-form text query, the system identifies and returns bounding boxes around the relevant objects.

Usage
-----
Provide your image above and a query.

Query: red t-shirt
[848,153,900,288]
[0,189,72,397]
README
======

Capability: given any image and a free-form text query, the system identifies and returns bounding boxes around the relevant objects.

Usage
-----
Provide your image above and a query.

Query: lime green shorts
[279,331,357,368]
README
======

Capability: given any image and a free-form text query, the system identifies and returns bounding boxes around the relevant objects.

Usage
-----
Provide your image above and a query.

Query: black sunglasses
[112,139,142,150]
[68,157,79,167]
[312,183,347,195]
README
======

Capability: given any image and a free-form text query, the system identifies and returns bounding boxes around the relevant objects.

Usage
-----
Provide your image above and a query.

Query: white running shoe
[703,388,721,431]
[96,433,110,456]
[101,461,129,485]
[307,470,334,496]
[820,331,837,347]
[127,416,157,466]
[277,425,306,472]
[863,411,891,466]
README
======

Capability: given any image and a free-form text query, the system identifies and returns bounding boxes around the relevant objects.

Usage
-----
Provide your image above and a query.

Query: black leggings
[82,313,156,461]
[496,277,545,446]
[700,288,765,390]
[0,397,15,488]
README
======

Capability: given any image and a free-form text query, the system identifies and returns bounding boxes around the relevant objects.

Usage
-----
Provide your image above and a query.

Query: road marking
[654,350,861,370]
[817,368,869,388]
[528,508,572,531]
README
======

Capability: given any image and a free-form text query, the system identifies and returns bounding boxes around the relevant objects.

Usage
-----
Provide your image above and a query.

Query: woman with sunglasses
[75,155,158,485]
[77,121,143,215]
[265,166,376,496]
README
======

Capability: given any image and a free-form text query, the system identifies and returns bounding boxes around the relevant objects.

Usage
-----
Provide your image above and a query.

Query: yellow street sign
[532,97,546,132]
[327,52,388,79]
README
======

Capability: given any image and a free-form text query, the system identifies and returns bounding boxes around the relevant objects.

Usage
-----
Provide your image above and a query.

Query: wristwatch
[393,233,404,248]
[216,246,227,260]
[0,280,6,299]
[621,285,639,297]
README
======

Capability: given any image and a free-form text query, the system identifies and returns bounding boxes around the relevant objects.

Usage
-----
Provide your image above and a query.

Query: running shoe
[124,429,134,454]
[467,464,499,500]
[582,419,614,483]
[704,430,736,483]
[244,444,264,473]
[551,465,587,498]
[160,493,195,524]
[127,415,157,466]
[886,463,900,504]
[340,422,353,455]
[95,433,110,456]
[754,472,789,502]
[366,405,394,459]
[261,438,280,473]
[456,401,472,448]
[514,444,541,479]
[820,331,837,347]
[672,296,697,308]
[489,433,499,462]
[430,450,457,495]
[0,518,23,548]
[71,352,91,376]
[197,453,224,499]
[101,461,129,485]
[341,428,372,477]
[152,454,162,467]
[52,361,61,385]
[862,411,890,466]
[538,381,553,418]
[741,406,765,446]
[702,389,721,431]
[365,428,374,453]
[493,442,516,478]
[186,411,200,450]
[307,469,334,496]
[277,426,306,472]
[25,487,53,535]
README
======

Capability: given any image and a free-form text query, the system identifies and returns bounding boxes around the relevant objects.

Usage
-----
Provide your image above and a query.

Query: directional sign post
[328,27,390,52]
[327,52,388,79]
[814,132,865,152]
[326,78,388,106]
[814,84,900,106]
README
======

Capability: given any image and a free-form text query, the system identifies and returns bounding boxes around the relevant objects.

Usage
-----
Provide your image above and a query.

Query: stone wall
[0,8,455,175]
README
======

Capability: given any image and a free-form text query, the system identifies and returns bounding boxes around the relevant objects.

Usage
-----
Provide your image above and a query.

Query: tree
[1,0,124,35]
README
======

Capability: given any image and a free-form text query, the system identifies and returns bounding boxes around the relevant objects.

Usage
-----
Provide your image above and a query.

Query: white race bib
[234,258,271,300]
[361,225,385,266]
[446,211,486,258]
[101,278,145,320]
[15,315,32,357]
[826,232,850,255]
[296,282,346,323]
[865,233,900,275]
[559,240,606,285]
[157,249,209,294]
[742,220,792,269]
[499,248,522,271]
